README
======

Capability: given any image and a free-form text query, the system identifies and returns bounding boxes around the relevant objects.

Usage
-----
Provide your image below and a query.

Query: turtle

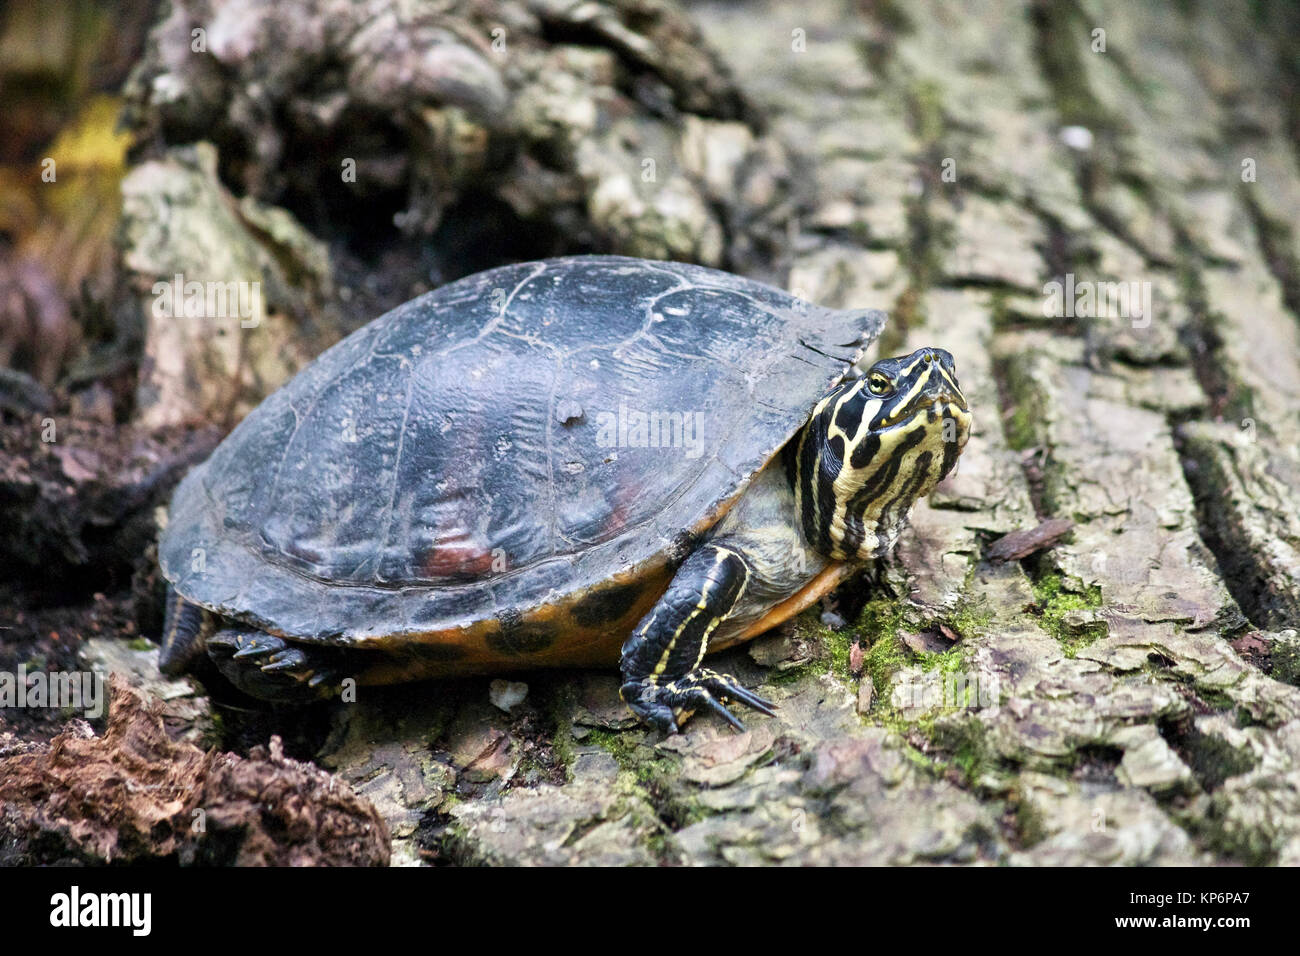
[157,254,971,733]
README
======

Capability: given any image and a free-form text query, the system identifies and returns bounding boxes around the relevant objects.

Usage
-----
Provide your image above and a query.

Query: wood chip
[849,640,864,677]
[986,518,1075,562]
[857,679,874,714]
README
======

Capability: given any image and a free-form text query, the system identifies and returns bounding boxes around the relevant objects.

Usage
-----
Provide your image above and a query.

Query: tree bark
[3,0,1300,867]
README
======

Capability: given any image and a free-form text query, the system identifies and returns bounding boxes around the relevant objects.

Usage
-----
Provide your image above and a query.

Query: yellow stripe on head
[797,347,971,561]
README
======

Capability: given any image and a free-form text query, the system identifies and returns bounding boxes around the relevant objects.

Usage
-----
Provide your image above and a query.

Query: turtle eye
[867,373,892,396]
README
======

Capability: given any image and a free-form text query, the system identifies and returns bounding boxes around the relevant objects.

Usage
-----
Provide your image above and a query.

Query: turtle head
[861,347,970,433]
[792,346,971,560]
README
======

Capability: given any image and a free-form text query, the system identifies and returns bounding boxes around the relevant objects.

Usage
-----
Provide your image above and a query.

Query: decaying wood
[0,682,389,865]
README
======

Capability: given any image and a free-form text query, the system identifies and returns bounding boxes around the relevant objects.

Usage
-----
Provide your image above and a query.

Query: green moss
[585,728,718,834]
[1197,688,1238,713]
[1014,794,1048,847]
[896,652,987,726]
[821,624,855,681]
[767,612,857,686]
[1269,640,1300,687]
[947,592,994,640]
[995,355,1047,453]
[585,728,678,791]
[988,289,1012,330]
[1032,571,1105,657]
[877,287,919,358]
[547,684,577,775]
[1202,826,1279,867]
[909,588,988,691]
[1190,789,1279,866]
[867,0,913,36]
[127,638,153,652]
[1004,401,1038,452]
[906,735,944,772]
[915,645,964,675]
[1029,0,1121,134]
[858,598,907,704]
[913,651,968,706]
[907,78,946,147]
[951,740,985,783]
[857,0,914,74]
[1174,258,1256,426]
[940,717,994,786]
[585,727,634,765]
[902,183,953,292]
[911,711,994,787]
[1180,731,1257,791]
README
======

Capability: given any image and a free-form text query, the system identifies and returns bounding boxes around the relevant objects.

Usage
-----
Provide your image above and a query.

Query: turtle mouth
[878,392,969,431]
[932,390,970,415]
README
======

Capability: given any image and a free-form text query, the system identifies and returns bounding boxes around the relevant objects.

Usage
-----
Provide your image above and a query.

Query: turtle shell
[160,256,883,665]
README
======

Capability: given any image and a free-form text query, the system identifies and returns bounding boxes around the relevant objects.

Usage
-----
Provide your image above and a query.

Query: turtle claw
[261,647,310,672]
[698,692,747,733]
[622,668,776,734]
[695,668,777,718]
[229,632,286,660]
[207,629,342,702]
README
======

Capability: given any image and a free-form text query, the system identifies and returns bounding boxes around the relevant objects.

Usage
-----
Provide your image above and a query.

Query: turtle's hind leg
[207,629,346,702]
[619,544,776,734]
[159,586,212,676]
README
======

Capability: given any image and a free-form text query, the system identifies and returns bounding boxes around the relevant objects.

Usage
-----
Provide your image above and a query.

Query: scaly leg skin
[207,629,345,702]
[158,587,211,676]
[619,544,776,734]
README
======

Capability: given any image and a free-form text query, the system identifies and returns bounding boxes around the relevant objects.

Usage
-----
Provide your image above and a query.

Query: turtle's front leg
[620,543,776,733]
